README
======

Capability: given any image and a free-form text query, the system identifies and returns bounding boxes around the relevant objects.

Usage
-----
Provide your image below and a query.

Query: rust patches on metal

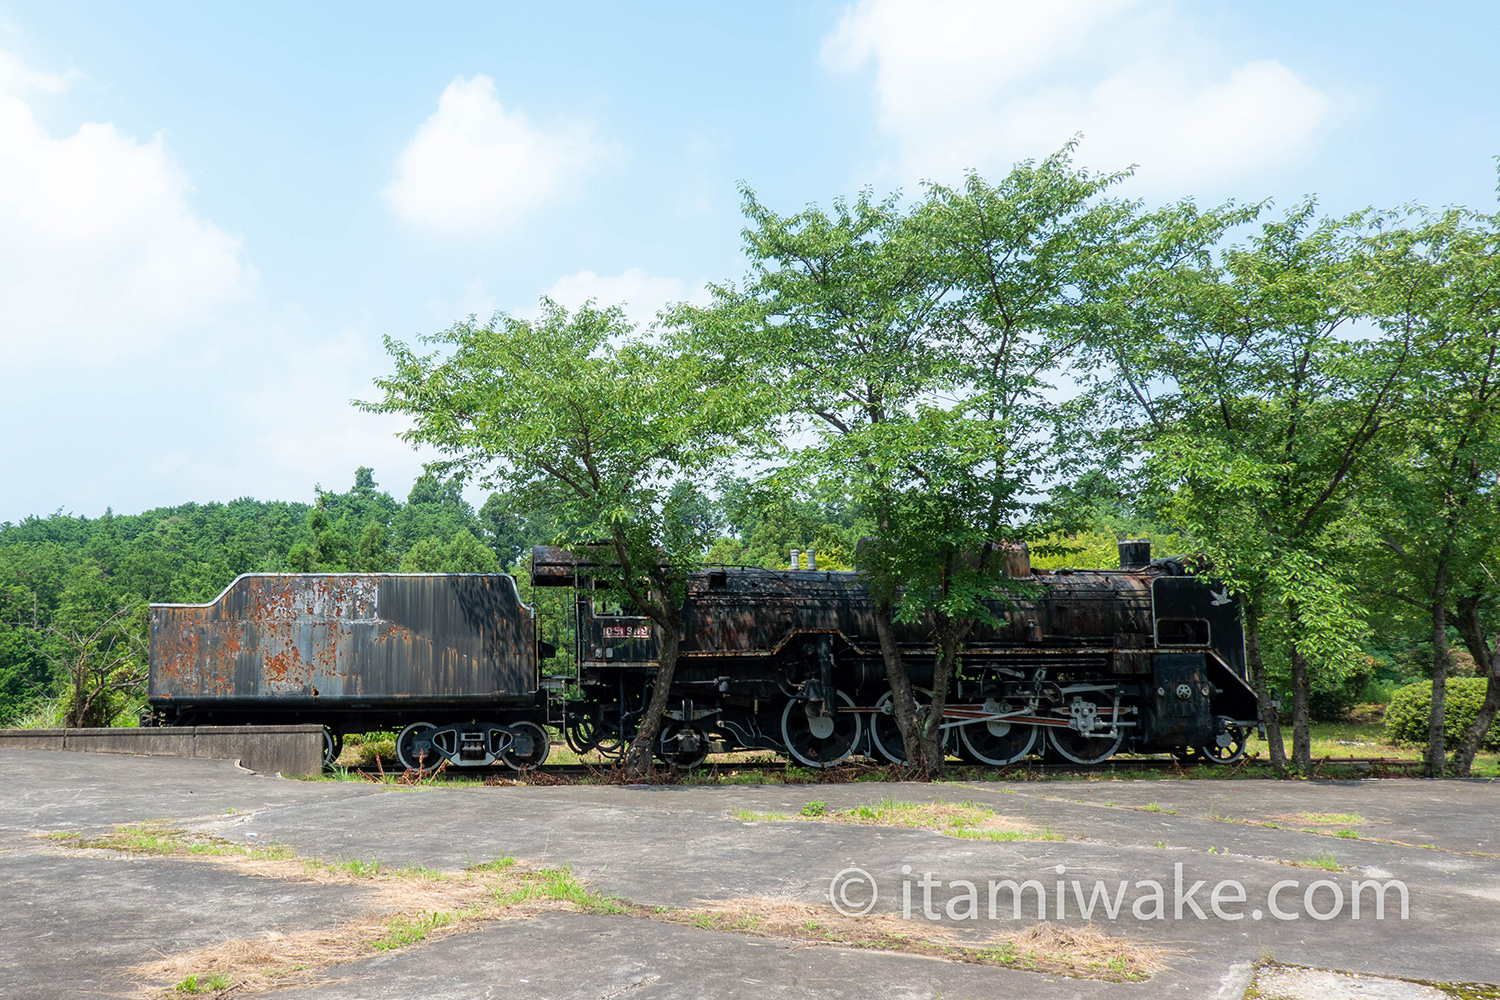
[148,574,538,709]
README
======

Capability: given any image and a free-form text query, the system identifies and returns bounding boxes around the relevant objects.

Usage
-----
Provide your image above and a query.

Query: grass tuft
[57,821,295,861]
[731,808,791,822]
[173,972,230,993]
[372,911,454,951]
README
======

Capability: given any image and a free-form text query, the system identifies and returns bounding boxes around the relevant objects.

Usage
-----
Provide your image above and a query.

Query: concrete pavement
[2,749,1496,999]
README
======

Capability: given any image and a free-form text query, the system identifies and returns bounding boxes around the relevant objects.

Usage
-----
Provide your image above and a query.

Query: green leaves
[366,297,770,621]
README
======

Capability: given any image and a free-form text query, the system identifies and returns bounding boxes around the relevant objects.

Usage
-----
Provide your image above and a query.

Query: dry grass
[735,797,1064,842]
[661,896,1162,981]
[47,823,1155,996]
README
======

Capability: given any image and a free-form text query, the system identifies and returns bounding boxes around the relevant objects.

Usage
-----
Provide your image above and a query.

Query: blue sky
[1,1,1496,523]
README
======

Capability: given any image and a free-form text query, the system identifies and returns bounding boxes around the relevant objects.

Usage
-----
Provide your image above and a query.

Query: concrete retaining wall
[0,729,67,751]
[0,725,324,777]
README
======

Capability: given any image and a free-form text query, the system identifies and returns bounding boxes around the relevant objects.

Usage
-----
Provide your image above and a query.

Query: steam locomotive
[146,539,1259,770]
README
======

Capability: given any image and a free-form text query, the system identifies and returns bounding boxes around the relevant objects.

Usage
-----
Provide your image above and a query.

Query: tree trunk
[70,649,96,729]
[1286,599,1312,773]
[1452,594,1498,777]
[921,614,972,780]
[873,596,932,776]
[1244,599,1288,774]
[623,620,682,781]
[1425,566,1450,779]
[1424,611,1450,779]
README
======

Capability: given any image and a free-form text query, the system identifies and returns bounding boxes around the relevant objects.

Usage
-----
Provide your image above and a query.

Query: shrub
[1383,678,1500,752]
[342,737,398,767]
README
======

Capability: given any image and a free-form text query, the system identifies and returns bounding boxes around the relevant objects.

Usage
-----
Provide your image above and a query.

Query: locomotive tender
[147,539,1259,770]
[147,573,556,769]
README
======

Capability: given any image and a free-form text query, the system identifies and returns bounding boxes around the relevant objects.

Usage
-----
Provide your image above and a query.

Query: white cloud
[384,75,610,235]
[0,48,72,94]
[229,327,433,492]
[1000,60,1330,186]
[822,0,1332,188]
[533,267,708,330]
[0,50,252,366]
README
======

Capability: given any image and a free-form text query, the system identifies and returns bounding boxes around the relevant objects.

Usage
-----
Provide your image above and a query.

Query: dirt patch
[737,797,1062,842]
[662,896,1163,981]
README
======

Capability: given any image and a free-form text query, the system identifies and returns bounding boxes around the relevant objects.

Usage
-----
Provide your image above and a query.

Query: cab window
[1157,618,1210,645]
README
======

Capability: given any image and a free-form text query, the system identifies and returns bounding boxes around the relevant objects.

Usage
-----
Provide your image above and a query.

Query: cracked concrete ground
[2,748,1497,999]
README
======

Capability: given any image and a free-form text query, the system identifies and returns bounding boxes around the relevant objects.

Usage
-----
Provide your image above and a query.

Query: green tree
[479,492,554,570]
[16,564,147,728]
[393,473,483,555]
[365,299,763,779]
[677,147,1134,774]
[398,536,447,572]
[675,181,951,771]
[352,522,397,572]
[1103,200,1419,773]
[1355,205,1500,775]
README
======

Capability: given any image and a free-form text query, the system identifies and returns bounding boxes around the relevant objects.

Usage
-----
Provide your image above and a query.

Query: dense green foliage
[1385,679,1500,752]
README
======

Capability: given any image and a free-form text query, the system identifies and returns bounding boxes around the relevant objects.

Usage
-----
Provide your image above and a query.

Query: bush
[342,737,397,767]
[1383,678,1500,752]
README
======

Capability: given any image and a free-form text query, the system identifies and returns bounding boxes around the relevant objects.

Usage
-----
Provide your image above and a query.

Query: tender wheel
[397,721,440,771]
[781,689,862,768]
[656,723,709,769]
[958,711,1038,766]
[1201,724,1247,765]
[503,721,552,769]
[1046,697,1124,765]
[320,727,343,769]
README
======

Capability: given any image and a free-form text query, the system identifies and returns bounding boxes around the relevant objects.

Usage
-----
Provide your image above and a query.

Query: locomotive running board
[836,704,1137,731]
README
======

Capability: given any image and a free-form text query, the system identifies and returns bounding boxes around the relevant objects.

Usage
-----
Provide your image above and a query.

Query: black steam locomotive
[146,539,1259,770]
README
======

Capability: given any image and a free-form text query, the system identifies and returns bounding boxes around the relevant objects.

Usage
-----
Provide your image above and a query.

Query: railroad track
[342,751,1424,781]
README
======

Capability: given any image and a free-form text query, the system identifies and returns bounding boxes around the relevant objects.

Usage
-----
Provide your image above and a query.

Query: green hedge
[1383,678,1500,752]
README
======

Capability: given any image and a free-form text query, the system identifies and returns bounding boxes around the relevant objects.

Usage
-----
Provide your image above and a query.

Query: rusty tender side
[535,539,1260,768]
[147,574,557,769]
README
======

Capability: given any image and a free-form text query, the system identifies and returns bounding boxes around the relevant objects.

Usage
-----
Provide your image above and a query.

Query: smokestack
[807,550,816,571]
[790,549,800,571]
[1119,539,1152,569]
